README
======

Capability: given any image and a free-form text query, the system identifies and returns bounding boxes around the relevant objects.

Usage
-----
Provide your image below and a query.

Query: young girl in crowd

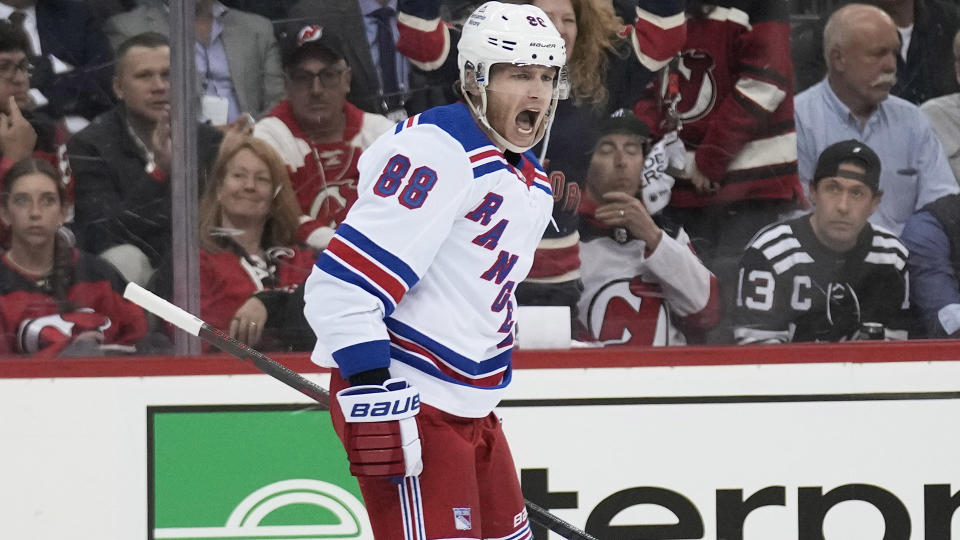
[0,158,147,357]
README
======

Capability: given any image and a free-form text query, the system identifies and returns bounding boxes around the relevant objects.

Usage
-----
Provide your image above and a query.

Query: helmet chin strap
[465,84,558,155]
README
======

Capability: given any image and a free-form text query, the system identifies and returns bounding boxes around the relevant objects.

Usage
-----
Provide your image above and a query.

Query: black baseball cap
[597,109,650,140]
[283,25,346,70]
[813,139,881,192]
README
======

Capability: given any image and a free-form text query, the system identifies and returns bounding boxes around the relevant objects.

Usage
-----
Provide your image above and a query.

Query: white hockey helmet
[458,1,570,153]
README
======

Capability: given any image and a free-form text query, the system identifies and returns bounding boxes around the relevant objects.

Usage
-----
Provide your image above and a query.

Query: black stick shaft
[198,325,331,406]
[526,499,598,540]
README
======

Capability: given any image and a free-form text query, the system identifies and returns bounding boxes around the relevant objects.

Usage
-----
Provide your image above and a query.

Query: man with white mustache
[794,2,958,235]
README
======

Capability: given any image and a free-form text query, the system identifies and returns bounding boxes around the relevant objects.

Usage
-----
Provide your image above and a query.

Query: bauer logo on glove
[341,383,420,420]
[336,378,423,477]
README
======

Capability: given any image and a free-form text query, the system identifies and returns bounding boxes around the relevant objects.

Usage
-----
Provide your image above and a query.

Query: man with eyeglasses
[0,0,114,129]
[254,27,394,251]
[0,19,66,201]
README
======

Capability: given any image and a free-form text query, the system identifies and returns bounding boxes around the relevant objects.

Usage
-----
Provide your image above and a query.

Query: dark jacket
[32,0,116,119]
[66,106,223,266]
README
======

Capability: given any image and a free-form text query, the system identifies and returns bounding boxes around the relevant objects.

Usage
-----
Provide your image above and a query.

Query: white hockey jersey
[577,211,720,346]
[304,103,554,418]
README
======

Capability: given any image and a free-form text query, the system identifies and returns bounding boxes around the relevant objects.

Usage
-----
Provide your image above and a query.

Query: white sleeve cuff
[937,304,960,335]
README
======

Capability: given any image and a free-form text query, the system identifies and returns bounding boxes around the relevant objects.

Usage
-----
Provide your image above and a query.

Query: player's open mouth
[515,109,539,134]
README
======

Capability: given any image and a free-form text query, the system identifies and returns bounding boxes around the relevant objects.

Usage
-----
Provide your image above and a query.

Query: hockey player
[395,0,687,327]
[577,112,720,346]
[303,2,566,538]
[734,140,910,343]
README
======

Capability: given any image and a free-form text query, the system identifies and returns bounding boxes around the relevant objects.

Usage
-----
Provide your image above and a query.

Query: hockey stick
[123,283,597,540]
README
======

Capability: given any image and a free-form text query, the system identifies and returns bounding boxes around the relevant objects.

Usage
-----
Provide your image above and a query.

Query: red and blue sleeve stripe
[317,224,420,315]
[395,113,421,134]
[469,147,508,179]
[529,169,552,196]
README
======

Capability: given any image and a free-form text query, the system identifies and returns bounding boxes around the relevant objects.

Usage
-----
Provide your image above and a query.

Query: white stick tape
[123,282,204,336]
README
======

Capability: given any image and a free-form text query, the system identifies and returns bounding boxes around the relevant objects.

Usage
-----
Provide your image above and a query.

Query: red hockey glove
[336,377,423,478]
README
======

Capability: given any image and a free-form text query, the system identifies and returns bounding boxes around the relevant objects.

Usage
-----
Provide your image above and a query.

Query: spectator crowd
[3,0,960,358]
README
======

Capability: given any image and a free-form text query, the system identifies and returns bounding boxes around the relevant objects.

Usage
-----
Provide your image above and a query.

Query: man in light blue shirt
[901,194,960,338]
[196,0,240,123]
[795,2,959,235]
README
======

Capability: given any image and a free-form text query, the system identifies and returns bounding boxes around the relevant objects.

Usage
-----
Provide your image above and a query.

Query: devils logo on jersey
[17,308,112,354]
[309,178,356,224]
[306,144,360,227]
[663,49,718,124]
[586,278,666,345]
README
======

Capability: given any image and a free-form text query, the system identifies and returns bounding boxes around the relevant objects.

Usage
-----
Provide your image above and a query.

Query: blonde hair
[520,0,625,110]
[564,0,626,109]
[198,137,301,252]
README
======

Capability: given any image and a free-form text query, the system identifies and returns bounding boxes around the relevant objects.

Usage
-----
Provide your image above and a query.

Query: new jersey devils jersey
[200,240,316,350]
[634,0,802,207]
[304,103,554,418]
[734,215,910,343]
[255,100,395,246]
[577,199,720,346]
[0,249,147,356]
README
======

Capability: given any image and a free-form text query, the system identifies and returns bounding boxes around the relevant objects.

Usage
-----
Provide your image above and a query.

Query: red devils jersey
[0,249,147,357]
[634,0,803,207]
[576,198,720,345]
[303,140,361,228]
[200,242,316,349]
[254,100,395,245]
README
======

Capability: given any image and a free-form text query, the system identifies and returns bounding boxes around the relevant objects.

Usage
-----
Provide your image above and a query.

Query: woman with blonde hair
[538,0,634,110]
[196,137,316,350]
